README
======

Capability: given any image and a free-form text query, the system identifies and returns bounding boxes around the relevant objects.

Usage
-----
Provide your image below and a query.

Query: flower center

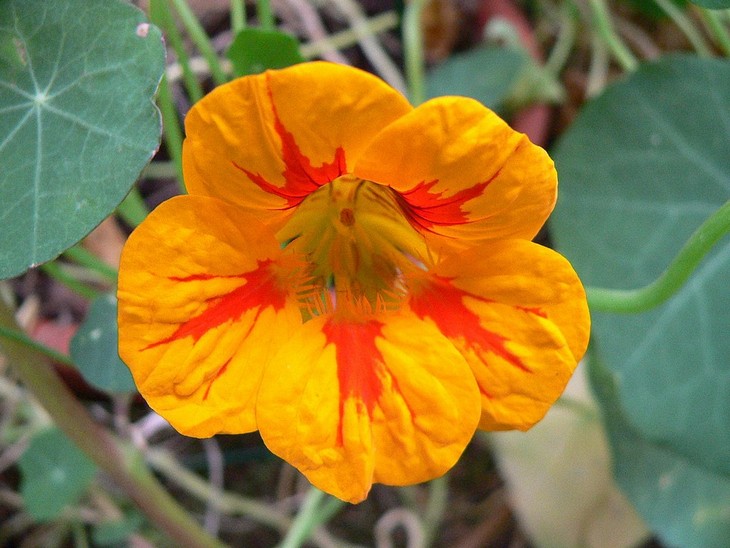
[277,174,426,319]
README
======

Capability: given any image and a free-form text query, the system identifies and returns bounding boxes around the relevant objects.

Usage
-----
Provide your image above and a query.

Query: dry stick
[0,302,226,548]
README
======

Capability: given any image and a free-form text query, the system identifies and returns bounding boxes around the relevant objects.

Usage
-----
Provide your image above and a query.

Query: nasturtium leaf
[0,0,164,279]
[550,54,730,544]
[70,293,137,394]
[621,0,688,18]
[19,427,97,521]
[226,28,305,77]
[589,355,730,548]
[92,510,144,546]
[688,0,730,8]
[426,46,525,111]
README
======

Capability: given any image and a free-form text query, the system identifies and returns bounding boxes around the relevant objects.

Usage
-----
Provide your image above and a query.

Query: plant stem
[256,0,275,31]
[654,0,712,56]
[587,0,638,72]
[150,0,205,103]
[169,0,228,86]
[0,324,74,366]
[422,476,448,547]
[586,200,730,313]
[0,302,227,548]
[278,487,330,548]
[116,187,150,228]
[231,0,247,33]
[156,74,186,192]
[699,7,730,56]
[64,245,118,282]
[40,263,99,300]
[403,0,428,105]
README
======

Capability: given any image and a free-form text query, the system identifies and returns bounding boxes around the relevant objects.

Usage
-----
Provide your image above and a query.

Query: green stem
[40,262,99,300]
[169,0,228,85]
[0,324,74,366]
[156,74,186,192]
[278,487,330,548]
[586,200,730,313]
[403,0,428,105]
[422,476,448,547]
[654,0,712,56]
[256,0,275,31]
[231,0,247,33]
[587,0,638,72]
[699,7,730,56]
[150,0,205,103]
[63,245,118,282]
[116,186,150,228]
[141,160,179,180]
[0,302,227,548]
[544,3,578,78]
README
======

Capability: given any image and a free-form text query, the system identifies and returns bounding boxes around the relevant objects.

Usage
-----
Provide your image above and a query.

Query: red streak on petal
[322,319,385,445]
[410,276,531,373]
[232,76,347,209]
[203,359,231,400]
[516,305,547,318]
[143,260,286,350]
[396,171,498,230]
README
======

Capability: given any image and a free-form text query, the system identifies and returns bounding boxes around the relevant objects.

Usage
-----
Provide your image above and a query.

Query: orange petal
[183,62,412,229]
[408,241,588,431]
[353,97,556,254]
[117,196,302,437]
[256,314,480,503]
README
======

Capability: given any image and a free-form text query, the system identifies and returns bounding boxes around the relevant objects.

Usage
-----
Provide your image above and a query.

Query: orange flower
[118,62,589,503]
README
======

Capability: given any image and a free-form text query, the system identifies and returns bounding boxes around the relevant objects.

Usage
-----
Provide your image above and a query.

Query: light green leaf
[226,28,304,77]
[0,0,164,279]
[550,54,730,545]
[70,293,137,394]
[425,46,525,111]
[19,427,97,521]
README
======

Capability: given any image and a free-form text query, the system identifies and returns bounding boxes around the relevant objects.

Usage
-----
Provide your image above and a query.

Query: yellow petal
[183,62,412,230]
[408,241,588,431]
[256,314,480,503]
[353,97,556,254]
[117,196,301,437]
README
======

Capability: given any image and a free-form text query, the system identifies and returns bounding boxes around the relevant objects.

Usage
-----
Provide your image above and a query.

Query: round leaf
[426,46,525,111]
[70,293,137,394]
[20,427,97,521]
[550,54,730,544]
[0,0,164,279]
[226,28,305,77]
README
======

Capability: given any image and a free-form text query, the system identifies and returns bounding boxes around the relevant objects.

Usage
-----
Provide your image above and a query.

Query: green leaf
[550,54,730,545]
[70,293,137,394]
[92,510,144,546]
[0,0,164,279]
[620,0,689,18]
[226,28,305,77]
[425,46,525,111]
[689,0,730,8]
[19,427,97,521]
[589,354,730,548]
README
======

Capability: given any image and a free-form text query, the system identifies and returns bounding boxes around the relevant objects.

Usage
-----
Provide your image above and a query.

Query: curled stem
[586,200,730,313]
[587,0,638,72]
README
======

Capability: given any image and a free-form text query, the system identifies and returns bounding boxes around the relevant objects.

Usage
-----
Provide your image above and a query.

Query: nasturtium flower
[118,62,589,503]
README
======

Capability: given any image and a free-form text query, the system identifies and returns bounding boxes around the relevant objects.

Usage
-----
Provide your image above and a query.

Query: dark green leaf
[550,54,730,545]
[425,46,525,111]
[92,510,144,546]
[70,293,137,394]
[688,0,730,8]
[227,28,304,77]
[589,355,730,548]
[621,0,689,18]
[19,427,97,521]
[0,0,164,279]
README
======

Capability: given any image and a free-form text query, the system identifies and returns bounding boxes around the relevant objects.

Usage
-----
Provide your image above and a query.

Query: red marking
[203,359,231,400]
[516,305,547,318]
[143,260,286,350]
[409,276,531,373]
[396,171,498,230]
[233,75,347,209]
[322,319,385,445]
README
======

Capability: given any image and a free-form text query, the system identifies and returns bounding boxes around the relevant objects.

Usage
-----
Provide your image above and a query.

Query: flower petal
[353,97,556,253]
[117,196,301,437]
[183,62,412,228]
[408,240,588,431]
[256,313,480,503]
